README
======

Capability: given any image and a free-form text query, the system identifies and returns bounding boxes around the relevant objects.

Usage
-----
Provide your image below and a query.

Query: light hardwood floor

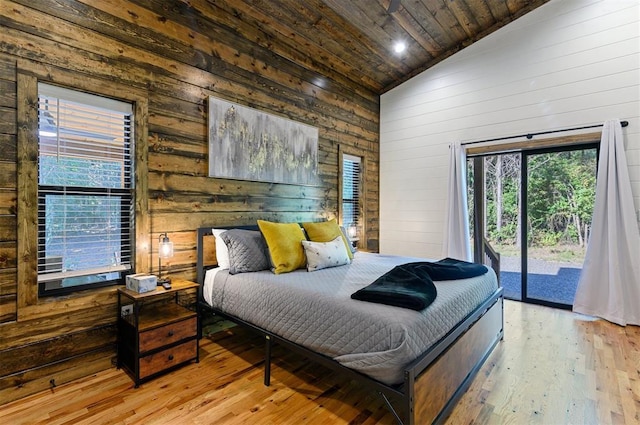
[1,300,638,424]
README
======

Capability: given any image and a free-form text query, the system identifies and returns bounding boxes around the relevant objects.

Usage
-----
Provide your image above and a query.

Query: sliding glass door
[522,147,598,307]
[468,143,599,309]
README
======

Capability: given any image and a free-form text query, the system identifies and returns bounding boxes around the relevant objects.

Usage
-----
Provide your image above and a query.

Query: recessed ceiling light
[394,41,406,54]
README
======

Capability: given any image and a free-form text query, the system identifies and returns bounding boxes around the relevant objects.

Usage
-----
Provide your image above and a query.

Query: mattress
[203,252,498,385]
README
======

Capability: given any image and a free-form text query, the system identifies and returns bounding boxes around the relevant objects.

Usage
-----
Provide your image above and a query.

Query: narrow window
[341,153,362,239]
[37,83,134,296]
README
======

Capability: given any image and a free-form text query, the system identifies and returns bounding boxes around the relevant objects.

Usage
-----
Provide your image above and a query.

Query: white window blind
[37,83,133,290]
[342,154,361,229]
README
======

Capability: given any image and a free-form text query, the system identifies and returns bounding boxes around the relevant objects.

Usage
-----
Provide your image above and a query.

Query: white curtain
[573,120,640,326]
[443,141,472,261]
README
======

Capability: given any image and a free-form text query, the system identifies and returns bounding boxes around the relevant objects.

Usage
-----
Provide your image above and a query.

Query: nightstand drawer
[117,279,200,386]
[139,339,197,379]
[139,316,197,353]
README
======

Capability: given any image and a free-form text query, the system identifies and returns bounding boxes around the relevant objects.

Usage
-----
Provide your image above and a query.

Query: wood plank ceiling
[222,0,550,95]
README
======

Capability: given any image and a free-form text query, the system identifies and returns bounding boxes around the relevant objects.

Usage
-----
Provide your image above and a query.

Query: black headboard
[196,226,214,287]
[196,221,330,301]
[196,224,259,301]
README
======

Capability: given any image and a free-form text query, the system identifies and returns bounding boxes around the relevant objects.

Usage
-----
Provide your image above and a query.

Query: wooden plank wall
[0,0,379,403]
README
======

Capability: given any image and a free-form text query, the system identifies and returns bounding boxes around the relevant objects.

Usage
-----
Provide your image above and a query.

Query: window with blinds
[342,154,362,231]
[37,83,134,296]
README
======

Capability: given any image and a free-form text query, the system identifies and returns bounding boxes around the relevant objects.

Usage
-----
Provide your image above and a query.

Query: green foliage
[39,156,126,271]
[469,148,597,249]
[493,222,518,244]
[534,230,561,247]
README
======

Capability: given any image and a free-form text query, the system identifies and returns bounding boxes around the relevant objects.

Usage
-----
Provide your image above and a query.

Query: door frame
[470,140,600,310]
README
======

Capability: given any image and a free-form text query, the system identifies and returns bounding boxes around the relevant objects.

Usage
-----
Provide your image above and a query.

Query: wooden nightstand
[117,279,199,387]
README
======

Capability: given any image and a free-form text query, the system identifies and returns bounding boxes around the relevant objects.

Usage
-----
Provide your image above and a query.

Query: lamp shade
[157,233,173,285]
[159,234,174,259]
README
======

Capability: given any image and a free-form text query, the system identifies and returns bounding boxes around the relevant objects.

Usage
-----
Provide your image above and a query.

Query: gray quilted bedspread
[204,252,498,385]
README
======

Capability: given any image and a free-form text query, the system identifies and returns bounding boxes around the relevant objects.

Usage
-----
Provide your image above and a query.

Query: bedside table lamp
[347,224,357,239]
[347,224,359,248]
[158,232,173,285]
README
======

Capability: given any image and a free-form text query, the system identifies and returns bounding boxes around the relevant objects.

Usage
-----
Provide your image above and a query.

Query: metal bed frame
[196,225,504,424]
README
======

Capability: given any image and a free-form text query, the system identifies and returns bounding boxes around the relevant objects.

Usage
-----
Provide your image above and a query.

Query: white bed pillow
[212,228,230,270]
[302,236,351,272]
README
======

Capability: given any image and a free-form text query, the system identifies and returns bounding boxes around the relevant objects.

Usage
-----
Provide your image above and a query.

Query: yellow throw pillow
[257,220,307,274]
[302,219,353,260]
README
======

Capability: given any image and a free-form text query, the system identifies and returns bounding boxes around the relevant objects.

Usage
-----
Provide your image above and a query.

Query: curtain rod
[461,120,629,146]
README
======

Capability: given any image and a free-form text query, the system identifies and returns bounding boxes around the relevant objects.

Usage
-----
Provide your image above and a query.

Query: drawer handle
[168,354,174,361]
[168,331,174,337]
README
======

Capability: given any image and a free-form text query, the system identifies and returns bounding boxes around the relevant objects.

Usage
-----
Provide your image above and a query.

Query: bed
[196,224,503,424]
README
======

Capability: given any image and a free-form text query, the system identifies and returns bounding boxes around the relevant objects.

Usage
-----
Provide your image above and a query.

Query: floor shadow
[200,318,393,423]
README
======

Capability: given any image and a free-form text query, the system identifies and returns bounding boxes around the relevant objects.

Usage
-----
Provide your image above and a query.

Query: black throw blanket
[350,258,488,311]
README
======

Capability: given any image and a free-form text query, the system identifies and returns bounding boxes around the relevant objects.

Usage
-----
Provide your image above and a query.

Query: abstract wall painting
[208,96,319,186]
